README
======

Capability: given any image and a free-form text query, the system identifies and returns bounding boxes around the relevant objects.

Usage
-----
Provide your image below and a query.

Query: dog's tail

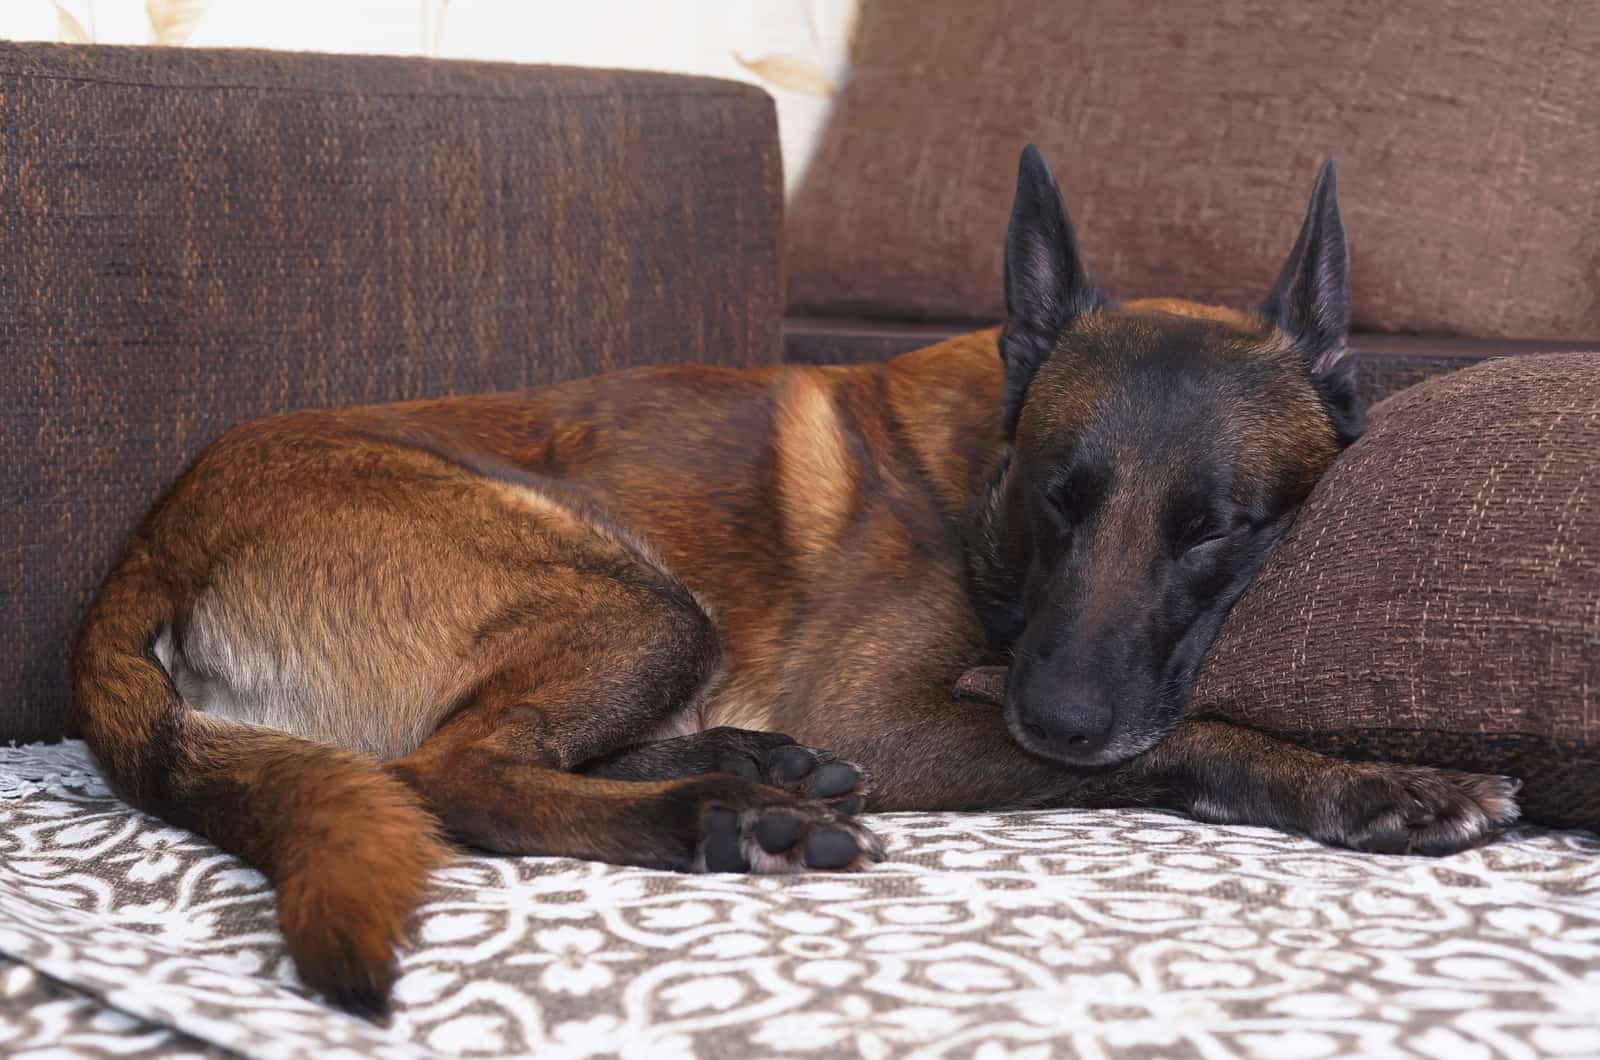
[71,546,450,1014]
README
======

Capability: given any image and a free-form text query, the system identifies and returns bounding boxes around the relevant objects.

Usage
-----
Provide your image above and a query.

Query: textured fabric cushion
[1193,355,1600,831]
[0,43,783,744]
[787,0,1600,339]
[2,742,1598,1057]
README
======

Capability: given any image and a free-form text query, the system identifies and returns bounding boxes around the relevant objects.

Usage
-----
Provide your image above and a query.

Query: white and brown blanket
[1,742,1596,1059]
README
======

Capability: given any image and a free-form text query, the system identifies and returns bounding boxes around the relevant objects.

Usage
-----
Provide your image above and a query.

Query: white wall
[4,0,858,194]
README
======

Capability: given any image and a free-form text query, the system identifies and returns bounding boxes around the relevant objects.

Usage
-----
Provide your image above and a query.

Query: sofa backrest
[1,44,783,743]
[788,0,1600,342]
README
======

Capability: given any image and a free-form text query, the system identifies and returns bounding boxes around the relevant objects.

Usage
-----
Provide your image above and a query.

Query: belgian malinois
[73,145,1519,1013]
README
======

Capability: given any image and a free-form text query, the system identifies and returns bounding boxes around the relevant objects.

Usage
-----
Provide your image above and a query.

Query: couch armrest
[1,43,783,743]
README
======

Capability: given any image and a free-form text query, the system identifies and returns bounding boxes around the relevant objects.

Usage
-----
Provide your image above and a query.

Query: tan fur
[774,370,858,563]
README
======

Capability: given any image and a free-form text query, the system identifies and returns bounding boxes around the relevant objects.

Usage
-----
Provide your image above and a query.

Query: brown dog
[72,146,1519,1013]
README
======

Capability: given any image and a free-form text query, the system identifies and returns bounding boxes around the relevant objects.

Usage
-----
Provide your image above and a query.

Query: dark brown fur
[73,153,1518,1014]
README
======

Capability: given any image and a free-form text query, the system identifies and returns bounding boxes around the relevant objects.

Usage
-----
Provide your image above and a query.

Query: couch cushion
[787,0,1600,340]
[1192,354,1600,830]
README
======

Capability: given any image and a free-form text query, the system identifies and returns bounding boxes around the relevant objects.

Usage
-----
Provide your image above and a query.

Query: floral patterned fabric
[1,742,1597,1059]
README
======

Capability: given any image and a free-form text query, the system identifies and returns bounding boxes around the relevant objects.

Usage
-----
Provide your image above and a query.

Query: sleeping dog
[73,145,1518,1012]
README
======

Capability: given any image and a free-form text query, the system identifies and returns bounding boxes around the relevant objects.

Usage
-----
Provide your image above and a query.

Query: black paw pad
[703,808,749,872]
[767,746,817,784]
[718,754,763,782]
[810,762,859,798]
[754,813,804,854]
[802,828,859,869]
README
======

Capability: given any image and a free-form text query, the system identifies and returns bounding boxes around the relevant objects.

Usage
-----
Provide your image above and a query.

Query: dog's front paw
[1316,765,1521,856]
[758,743,874,815]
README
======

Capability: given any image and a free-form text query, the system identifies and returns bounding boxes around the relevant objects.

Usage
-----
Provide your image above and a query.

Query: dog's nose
[1015,686,1117,763]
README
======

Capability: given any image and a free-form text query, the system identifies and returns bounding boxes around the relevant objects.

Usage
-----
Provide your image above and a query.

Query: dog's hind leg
[384,578,882,873]
[389,715,881,874]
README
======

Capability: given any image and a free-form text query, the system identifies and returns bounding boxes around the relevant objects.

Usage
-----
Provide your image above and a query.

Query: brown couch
[0,42,783,744]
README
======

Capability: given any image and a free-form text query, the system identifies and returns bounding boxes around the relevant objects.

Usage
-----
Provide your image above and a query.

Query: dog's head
[969,144,1364,767]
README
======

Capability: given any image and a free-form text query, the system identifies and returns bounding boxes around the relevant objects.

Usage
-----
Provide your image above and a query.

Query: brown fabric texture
[784,320,1600,407]
[787,0,1600,340]
[0,43,784,744]
[1193,355,1600,831]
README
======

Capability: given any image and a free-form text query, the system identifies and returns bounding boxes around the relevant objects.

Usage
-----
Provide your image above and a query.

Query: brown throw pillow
[1191,354,1600,832]
[788,0,1600,341]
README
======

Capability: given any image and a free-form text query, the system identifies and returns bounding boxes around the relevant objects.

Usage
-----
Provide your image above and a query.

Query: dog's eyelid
[1173,511,1213,545]
[1173,510,1245,556]
[1039,474,1079,518]
[1177,530,1232,564]
[1045,488,1079,532]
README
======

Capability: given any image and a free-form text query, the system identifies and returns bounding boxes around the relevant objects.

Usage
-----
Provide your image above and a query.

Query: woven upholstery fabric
[3,743,1598,1058]
[0,43,783,743]
[783,321,1600,407]
[786,0,1600,340]
[1193,355,1600,831]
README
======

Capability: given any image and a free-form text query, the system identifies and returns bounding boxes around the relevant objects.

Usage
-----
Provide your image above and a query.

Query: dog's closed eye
[1181,532,1231,560]
[1174,512,1240,561]
[1174,513,1213,548]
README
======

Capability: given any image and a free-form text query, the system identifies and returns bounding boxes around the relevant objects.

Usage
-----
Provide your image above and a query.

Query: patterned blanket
[1,742,1596,1059]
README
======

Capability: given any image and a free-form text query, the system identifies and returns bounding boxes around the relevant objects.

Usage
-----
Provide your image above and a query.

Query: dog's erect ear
[1263,159,1350,360]
[1000,143,1101,435]
[1261,159,1364,446]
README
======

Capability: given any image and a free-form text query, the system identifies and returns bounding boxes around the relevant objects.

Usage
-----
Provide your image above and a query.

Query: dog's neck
[873,329,1030,653]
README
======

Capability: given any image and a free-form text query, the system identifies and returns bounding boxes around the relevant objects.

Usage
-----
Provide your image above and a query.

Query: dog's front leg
[805,694,1106,813]
[820,692,1518,854]
[1107,717,1521,855]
